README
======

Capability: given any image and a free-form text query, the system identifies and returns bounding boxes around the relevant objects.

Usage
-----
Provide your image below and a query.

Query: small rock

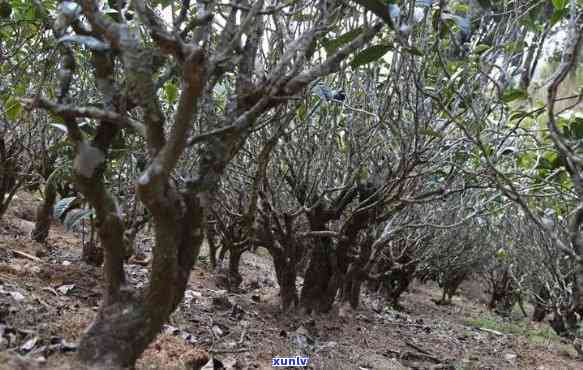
[60,340,77,352]
[504,352,517,362]
[190,290,203,298]
[290,326,314,350]
[163,325,180,335]
[212,295,233,310]
[230,303,245,319]
[9,291,25,302]
[180,331,198,345]
[62,261,71,266]
[20,337,38,352]
[319,341,337,351]
[56,284,75,295]
[212,325,224,337]
[184,290,202,304]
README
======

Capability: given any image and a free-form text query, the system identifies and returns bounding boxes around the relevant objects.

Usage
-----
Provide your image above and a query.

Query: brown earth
[0,192,581,370]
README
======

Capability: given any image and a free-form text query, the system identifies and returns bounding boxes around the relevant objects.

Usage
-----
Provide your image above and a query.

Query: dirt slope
[0,193,581,369]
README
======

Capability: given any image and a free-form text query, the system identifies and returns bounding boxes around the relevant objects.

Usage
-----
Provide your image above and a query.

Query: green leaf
[64,209,94,232]
[352,0,397,29]
[46,167,67,188]
[503,40,525,54]
[552,0,567,10]
[563,117,583,139]
[454,150,469,162]
[350,44,393,68]
[322,27,364,55]
[358,166,369,182]
[538,150,561,170]
[5,97,22,121]
[336,134,348,153]
[54,197,78,219]
[482,144,495,158]
[496,248,508,259]
[14,83,26,97]
[297,104,307,121]
[517,152,536,170]
[164,82,178,104]
[572,118,583,139]
[550,8,568,26]
[473,44,490,55]
[501,88,528,103]
[446,61,462,74]
[419,128,443,138]
[441,14,470,35]
[453,3,469,14]
[403,46,424,56]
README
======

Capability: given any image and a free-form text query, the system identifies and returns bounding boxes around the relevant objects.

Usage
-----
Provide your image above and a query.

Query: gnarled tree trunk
[227,246,244,290]
[340,237,373,310]
[273,250,299,310]
[300,216,335,313]
[77,188,204,367]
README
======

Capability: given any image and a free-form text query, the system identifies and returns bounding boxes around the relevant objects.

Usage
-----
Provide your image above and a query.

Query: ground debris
[1,195,582,369]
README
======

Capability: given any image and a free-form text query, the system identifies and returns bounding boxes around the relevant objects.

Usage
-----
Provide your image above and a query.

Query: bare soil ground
[0,192,581,369]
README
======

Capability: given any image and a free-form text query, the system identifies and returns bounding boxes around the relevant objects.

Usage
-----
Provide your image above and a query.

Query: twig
[478,327,504,336]
[208,347,250,354]
[381,321,427,328]
[339,101,379,119]
[404,340,434,356]
[9,249,42,262]
[19,96,146,137]
[237,326,247,345]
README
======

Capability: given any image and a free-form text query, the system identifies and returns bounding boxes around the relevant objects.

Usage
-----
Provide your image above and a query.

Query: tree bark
[0,138,21,222]
[341,237,373,309]
[206,219,218,269]
[32,181,57,243]
[300,231,334,313]
[77,189,204,367]
[272,249,299,310]
[227,247,243,290]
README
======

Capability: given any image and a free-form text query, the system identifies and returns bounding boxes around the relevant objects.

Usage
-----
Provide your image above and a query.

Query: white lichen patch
[138,161,163,186]
[112,195,123,220]
[138,171,151,186]
[74,141,106,178]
